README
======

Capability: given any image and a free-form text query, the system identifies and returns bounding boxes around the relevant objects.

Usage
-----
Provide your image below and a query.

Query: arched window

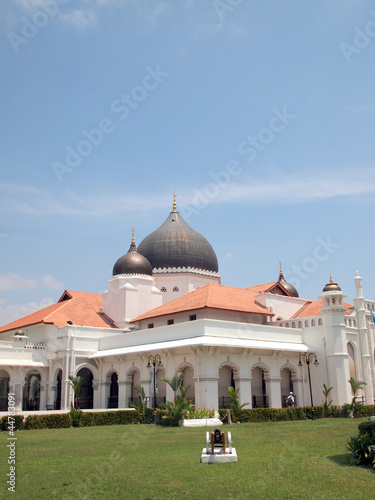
[298,321,302,328]
[172,286,179,292]
[160,287,167,292]
[318,318,323,326]
[305,320,309,327]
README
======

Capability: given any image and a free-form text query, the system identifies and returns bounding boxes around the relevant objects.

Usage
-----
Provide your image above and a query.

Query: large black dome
[113,236,153,277]
[137,206,219,273]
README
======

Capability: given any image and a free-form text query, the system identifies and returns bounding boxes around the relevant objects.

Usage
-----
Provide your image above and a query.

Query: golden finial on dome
[131,227,135,244]
[279,261,283,274]
[329,273,333,283]
[172,192,177,211]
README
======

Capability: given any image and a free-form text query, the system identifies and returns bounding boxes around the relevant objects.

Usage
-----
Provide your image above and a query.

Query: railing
[23,399,40,411]
[0,397,8,411]
[252,395,269,408]
[78,398,93,410]
[107,396,118,408]
[219,396,232,409]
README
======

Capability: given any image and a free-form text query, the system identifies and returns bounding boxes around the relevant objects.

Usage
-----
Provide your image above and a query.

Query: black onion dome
[323,274,341,293]
[113,236,153,277]
[137,207,219,273]
[278,262,299,297]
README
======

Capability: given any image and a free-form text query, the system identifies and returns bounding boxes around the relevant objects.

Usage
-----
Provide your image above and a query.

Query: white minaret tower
[353,271,373,404]
[319,275,352,405]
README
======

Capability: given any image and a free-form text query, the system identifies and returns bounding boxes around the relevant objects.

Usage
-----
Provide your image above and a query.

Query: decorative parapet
[152,266,220,277]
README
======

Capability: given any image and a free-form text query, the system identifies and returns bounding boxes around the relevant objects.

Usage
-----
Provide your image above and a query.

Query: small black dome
[113,237,153,277]
[278,263,299,297]
[323,274,341,293]
[137,205,218,273]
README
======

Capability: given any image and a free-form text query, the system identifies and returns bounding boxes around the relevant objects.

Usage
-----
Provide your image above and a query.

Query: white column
[236,378,251,409]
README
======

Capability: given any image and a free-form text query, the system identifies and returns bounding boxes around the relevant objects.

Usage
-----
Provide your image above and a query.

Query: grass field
[0,418,373,499]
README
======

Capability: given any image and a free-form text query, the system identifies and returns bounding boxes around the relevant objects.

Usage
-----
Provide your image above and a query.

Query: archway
[0,370,10,411]
[107,372,118,408]
[280,367,294,407]
[251,364,269,408]
[55,369,62,410]
[181,366,195,404]
[130,369,141,405]
[77,367,93,409]
[218,364,236,409]
[23,371,41,411]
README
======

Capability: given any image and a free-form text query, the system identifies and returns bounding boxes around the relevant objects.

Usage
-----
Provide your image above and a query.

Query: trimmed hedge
[218,405,375,423]
[1,410,141,431]
[0,415,24,431]
[80,410,141,427]
[24,413,71,430]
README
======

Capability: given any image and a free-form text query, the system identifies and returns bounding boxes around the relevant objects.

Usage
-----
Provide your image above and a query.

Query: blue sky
[0,0,374,325]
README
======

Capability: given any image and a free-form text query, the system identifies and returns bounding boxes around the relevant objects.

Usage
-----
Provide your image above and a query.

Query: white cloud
[41,274,64,290]
[0,272,38,291]
[0,272,63,292]
[0,297,54,326]
[1,168,374,222]
[59,9,97,30]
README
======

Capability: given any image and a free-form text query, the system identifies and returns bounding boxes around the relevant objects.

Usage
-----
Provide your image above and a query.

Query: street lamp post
[147,354,162,423]
[298,352,319,420]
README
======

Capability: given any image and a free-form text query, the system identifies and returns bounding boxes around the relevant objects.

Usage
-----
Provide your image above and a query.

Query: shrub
[186,407,215,419]
[80,410,140,427]
[69,404,83,427]
[358,420,375,435]
[24,414,70,430]
[0,415,24,431]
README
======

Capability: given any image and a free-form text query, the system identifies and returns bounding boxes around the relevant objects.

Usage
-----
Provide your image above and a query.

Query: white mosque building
[0,197,374,413]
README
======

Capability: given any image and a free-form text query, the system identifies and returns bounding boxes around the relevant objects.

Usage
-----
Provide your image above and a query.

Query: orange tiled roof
[131,283,274,323]
[292,300,353,318]
[0,290,116,333]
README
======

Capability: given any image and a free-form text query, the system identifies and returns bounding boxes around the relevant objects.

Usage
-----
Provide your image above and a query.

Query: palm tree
[349,377,367,397]
[322,384,333,417]
[348,377,367,417]
[161,371,184,404]
[227,386,249,421]
[68,375,83,409]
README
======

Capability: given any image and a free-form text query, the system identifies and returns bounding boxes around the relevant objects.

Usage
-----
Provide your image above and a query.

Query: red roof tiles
[0,290,116,333]
[131,283,274,323]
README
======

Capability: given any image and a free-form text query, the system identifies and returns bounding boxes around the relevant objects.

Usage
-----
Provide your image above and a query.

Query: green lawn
[0,418,373,499]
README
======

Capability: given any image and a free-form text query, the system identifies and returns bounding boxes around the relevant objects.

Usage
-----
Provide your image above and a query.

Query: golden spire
[172,192,177,211]
[131,227,135,244]
[329,273,333,283]
[279,261,283,274]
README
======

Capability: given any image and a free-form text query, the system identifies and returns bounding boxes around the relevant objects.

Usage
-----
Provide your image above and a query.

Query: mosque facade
[0,198,374,413]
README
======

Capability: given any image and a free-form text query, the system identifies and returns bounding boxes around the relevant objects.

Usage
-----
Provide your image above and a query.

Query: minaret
[319,275,352,405]
[353,271,373,404]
